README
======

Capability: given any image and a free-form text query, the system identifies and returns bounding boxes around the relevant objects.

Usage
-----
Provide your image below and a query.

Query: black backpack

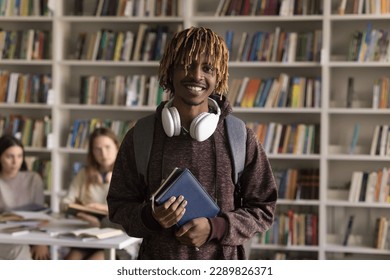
[133,113,247,207]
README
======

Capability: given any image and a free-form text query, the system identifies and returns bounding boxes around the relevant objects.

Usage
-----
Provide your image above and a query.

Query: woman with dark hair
[61,127,120,260]
[0,134,50,259]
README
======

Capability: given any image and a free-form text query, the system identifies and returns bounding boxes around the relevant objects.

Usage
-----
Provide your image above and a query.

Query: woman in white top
[0,135,50,260]
[61,127,120,260]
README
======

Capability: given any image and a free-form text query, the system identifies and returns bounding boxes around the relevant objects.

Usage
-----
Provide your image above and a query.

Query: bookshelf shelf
[0,104,52,109]
[329,14,390,20]
[329,109,390,114]
[59,16,184,22]
[0,60,53,65]
[59,61,160,67]
[268,154,321,160]
[325,244,390,255]
[58,147,87,154]
[58,104,156,111]
[1,0,389,260]
[328,155,390,161]
[251,243,320,252]
[228,61,321,67]
[0,16,52,21]
[233,108,321,113]
[327,201,390,208]
[329,62,390,67]
[191,15,324,22]
[24,147,52,153]
[277,199,320,206]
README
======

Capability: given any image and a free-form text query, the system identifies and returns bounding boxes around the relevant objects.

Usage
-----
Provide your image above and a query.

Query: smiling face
[172,52,217,106]
[158,27,229,97]
[0,145,24,179]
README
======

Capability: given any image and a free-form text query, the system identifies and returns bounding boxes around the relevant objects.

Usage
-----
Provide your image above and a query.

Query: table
[0,217,141,260]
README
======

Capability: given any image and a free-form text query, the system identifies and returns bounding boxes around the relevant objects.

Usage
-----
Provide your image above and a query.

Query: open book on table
[0,210,52,225]
[0,212,26,222]
[151,167,220,227]
[0,225,38,236]
[65,203,107,219]
[52,227,124,240]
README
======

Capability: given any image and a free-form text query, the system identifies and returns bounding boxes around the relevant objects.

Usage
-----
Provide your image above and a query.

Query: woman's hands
[31,245,50,260]
[85,202,108,213]
[75,203,108,227]
[76,212,101,227]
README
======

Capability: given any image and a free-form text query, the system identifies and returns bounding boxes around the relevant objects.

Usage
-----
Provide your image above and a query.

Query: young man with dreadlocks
[107,26,277,259]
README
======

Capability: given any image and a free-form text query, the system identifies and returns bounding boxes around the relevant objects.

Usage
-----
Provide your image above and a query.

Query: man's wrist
[141,203,163,231]
[207,216,227,241]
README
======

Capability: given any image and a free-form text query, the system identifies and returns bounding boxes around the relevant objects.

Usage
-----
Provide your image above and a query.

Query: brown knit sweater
[107,95,277,259]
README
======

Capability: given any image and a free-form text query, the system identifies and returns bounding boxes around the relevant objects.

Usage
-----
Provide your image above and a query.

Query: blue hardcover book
[152,168,220,227]
[257,78,273,107]
[225,30,234,59]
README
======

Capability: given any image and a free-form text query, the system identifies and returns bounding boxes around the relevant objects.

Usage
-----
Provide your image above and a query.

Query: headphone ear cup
[190,112,208,140]
[162,100,182,137]
[168,106,181,136]
[162,106,175,137]
[190,112,219,142]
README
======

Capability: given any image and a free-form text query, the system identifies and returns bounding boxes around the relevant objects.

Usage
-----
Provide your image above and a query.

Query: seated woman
[61,127,120,260]
[0,134,50,260]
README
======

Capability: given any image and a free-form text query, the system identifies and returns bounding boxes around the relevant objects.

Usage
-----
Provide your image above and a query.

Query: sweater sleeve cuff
[141,203,162,231]
[207,216,228,241]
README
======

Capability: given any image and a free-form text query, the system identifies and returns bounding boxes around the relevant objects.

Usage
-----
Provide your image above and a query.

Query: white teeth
[187,86,203,92]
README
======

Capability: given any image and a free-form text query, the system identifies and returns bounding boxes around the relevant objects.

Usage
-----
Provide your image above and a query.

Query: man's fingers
[155,197,187,228]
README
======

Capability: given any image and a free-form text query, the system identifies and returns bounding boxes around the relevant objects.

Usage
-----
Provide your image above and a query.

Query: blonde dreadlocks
[158,26,229,97]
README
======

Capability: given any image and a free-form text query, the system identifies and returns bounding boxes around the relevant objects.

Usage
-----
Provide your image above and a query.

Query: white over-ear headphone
[161,98,221,142]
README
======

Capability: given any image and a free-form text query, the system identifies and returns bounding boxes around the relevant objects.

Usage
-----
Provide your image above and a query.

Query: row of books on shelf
[0,71,52,104]
[370,124,390,156]
[374,216,389,250]
[0,29,52,60]
[215,0,323,16]
[372,77,390,109]
[348,167,390,203]
[338,0,390,15]
[0,0,50,16]
[253,211,318,246]
[229,28,322,62]
[343,214,389,250]
[273,168,319,200]
[25,156,51,191]
[343,76,388,110]
[349,122,390,156]
[247,122,320,155]
[0,115,52,148]
[73,0,181,17]
[79,74,169,106]
[73,24,179,61]
[347,23,390,62]
[228,74,321,108]
[66,118,136,149]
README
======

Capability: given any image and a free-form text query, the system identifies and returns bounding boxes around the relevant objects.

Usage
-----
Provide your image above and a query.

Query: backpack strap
[225,114,247,185]
[225,115,247,208]
[133,114,156,185]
